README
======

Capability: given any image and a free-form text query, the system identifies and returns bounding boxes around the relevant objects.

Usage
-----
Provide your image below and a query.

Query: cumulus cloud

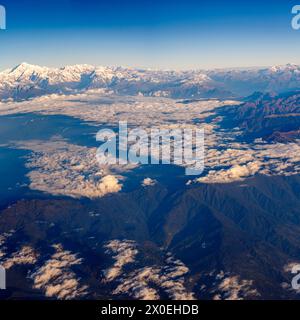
[113,255,195,300]
[214,276,259,300]
[192,141,300,184]
[0,92,237,126]
[197,162,261,183]
[2,92,300,183]
[209,271,260,300]
[2,246,39,269]
[103,240,138,281]
[142,178,157,187]
[31,244,88,300]
[98,175,122,195]
[12,139,123,199]
[103,240,195,300]
[0,230,15,259]
[283,262,300,273]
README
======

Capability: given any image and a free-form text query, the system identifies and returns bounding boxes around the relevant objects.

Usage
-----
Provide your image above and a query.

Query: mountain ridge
[2,62,300,101]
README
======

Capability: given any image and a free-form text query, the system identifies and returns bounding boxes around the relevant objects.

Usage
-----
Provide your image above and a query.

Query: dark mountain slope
[1,174,300,299]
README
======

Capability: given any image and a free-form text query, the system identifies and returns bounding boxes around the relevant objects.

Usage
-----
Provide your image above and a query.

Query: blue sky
[0,0,300,70]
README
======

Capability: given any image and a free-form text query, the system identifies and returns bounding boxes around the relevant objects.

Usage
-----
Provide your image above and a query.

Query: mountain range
[218,91,300,142]
[1,173,300,299]
[2,63,300,101]
[1,62,300,300]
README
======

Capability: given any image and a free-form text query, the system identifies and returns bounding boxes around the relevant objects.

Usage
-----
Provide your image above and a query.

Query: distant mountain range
[219,91,300,142]
[2,63,300,101]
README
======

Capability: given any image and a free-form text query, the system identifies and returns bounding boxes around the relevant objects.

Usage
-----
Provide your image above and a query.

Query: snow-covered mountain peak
[269,63,300,73]
[2,62,300,101]
[59,64,95,74]
[9,62,49,75]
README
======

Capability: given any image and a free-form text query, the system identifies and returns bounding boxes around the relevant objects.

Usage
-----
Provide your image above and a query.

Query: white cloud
[211,271,260,300]
[12,139,123,199]
[103,240,195,300]
[142,178,157,187]
[103,240,138,281]
[0,230,15,259]
[31,244,88,300]
[283,262,300,273]
[2,246,39,269]
[2,92,300,184]
[98,175,122,195]
[0,92,237,127]
[194,141,300,184]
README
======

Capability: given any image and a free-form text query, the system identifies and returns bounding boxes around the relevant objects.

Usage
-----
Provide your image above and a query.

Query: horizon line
[1,61,299,73]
